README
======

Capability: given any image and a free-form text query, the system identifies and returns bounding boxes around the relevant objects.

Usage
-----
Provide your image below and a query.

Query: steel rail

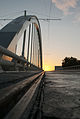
[0,70,42,89]
[4,72,44,119]
[0,71,44,119]
[0,45,42,70]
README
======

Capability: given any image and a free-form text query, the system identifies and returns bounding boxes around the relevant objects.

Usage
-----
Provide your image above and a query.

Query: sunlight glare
[43,65,54,71]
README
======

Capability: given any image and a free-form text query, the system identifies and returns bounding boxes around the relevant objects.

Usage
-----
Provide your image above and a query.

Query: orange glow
[43,54,60,71]
[43,65,54,71]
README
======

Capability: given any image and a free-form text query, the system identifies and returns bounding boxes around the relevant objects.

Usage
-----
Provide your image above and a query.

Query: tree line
[62,57,80,67]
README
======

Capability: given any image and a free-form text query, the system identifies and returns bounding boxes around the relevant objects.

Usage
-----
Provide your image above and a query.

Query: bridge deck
[43,70,80,119]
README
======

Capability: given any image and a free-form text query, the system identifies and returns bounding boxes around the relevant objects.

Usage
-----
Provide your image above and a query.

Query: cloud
[52,0,78,15]
[76,15,80,22]
[74,8,80,23]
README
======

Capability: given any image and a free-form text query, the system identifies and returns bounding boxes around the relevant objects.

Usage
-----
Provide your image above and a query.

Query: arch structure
[0,15,42,69]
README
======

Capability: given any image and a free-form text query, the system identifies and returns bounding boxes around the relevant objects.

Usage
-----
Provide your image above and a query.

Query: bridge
[0,12,44,119]
[0,13,80,119]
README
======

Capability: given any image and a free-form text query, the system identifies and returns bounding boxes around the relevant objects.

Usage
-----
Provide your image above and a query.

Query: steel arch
[0,15,42,69]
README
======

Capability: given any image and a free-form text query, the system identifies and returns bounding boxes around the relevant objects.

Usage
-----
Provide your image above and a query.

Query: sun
[43,65,54,71]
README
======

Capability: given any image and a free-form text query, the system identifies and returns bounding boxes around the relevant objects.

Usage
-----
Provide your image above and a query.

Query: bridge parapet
[62,65,80,70]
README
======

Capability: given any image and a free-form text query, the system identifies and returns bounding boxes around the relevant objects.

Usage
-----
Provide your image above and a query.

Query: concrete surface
[43,70,80,119]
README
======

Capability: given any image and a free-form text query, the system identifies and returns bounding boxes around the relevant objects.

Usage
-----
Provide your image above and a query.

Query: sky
[0,0,80,71]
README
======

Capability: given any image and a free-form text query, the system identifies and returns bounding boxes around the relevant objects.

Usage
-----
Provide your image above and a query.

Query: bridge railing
[62,65,80,70]
[0,45,41,71]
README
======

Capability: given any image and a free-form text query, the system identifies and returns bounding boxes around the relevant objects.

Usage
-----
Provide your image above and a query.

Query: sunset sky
[0,0,80,71]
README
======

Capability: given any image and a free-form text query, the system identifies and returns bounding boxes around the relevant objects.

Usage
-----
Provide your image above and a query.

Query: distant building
[55,66,63,70]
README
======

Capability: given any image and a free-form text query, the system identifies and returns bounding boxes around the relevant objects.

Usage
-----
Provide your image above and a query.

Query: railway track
[0,71,45,119]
